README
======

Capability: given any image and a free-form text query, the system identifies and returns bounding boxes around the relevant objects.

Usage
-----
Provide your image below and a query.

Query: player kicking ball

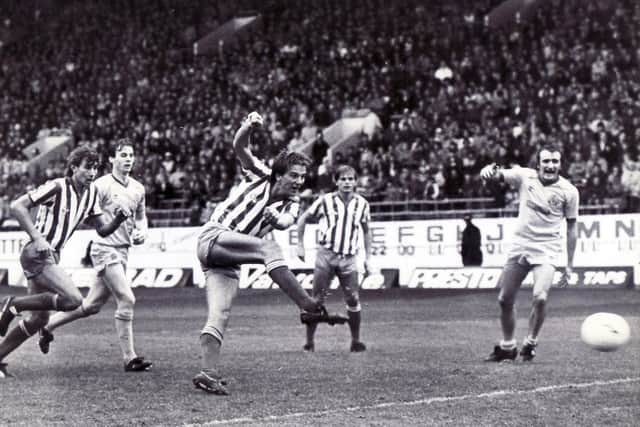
[38,140,153,372]
[480,144,579,362]
[193,112,346,395]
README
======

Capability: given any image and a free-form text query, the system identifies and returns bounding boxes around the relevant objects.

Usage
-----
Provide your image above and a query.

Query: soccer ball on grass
[580,312,631,352]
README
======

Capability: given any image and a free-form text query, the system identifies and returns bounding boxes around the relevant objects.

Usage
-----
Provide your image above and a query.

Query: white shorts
[90,243,129,274]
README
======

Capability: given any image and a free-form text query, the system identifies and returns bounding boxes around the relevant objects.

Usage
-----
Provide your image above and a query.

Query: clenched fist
[245,111,264,129]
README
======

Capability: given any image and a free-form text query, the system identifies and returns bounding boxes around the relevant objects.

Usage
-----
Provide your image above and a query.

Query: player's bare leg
[304,259,334,352]
[194,269,237,395]
[39,278,110,354]
[340,271,366,352]
[0,263,83,338]
[527,264,555,340]
[0,278,57,363]
[101,263,151,371]
[208,232,320,312]
[486,258,528,362]
[521,264,555,361]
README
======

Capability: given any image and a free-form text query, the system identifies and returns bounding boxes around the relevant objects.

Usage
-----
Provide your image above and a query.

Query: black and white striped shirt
[308,192,370,256]
[209,162,300,238]
[29,177,102,252]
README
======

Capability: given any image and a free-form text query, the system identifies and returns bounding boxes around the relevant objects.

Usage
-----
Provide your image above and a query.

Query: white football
[580,312,631,352]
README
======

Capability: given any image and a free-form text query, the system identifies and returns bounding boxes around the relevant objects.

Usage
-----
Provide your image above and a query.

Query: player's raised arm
[232,111,265,173]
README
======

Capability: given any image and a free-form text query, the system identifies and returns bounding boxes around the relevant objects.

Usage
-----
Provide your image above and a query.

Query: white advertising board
[1,214,638,287]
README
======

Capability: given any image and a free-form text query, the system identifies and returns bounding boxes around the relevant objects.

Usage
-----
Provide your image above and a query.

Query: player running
[480,144,579,362]
[193,112,346,395]
[0,145,129,377]
[296,164,373,353]
[38,140,153,372]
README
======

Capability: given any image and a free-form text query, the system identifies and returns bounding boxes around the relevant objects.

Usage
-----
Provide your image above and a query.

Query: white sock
[115,318,136,362]
[500,339,517,350]
[524,335,537,346]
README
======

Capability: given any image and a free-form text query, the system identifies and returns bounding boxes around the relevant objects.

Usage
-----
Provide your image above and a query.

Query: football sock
[200,333,222,372]
[11,293,57,312]
[500,339,517,350]
[115,318,136,361]
[524,335,538,346]
[348,310,361,343]
[0,324,31,360]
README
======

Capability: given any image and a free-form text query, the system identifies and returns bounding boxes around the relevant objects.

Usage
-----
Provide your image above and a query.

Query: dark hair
[66,145,99,177]
[333,164,357,182]
[111,138,135,156]
[535,143,562,164]
[271,150,311,183]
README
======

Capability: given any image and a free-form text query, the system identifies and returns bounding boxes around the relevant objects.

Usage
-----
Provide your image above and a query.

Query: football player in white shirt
[39,140,153,372]
[480,144,579,362]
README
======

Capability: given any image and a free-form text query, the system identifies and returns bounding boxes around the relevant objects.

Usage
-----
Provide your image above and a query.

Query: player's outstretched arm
[233,111,264,172]
[479,163,503,181]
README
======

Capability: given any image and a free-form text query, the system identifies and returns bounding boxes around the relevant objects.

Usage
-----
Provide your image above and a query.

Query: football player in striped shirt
[0,145,130,377]
[480,144,579,362]
[38,139,153,372]
[192,112,346,395]
[296,164,373,353]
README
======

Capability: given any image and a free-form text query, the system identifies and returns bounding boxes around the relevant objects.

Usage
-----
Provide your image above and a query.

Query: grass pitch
[0,287,638,426]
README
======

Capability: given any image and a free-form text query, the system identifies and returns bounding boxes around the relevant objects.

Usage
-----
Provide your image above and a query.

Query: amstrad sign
[64,268,194,288]
[407,267,634,289]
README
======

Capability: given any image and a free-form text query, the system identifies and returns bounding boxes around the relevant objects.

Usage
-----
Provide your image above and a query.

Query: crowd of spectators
[1,0,639,227]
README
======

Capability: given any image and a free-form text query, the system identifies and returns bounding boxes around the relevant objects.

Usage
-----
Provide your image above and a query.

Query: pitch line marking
[184,376,640,426]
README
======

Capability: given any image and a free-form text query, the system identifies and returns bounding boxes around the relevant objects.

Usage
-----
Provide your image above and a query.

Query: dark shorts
[19,241,60,280]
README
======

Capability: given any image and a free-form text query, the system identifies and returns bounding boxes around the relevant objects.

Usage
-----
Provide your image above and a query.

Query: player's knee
[115,304,134,321]
[498,298,514,312]
[119,293,136,308]
[532,291,548,305]
[345,296,361,312]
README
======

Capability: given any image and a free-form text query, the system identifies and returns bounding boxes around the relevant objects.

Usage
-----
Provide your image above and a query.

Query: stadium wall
[0,214,637,289]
